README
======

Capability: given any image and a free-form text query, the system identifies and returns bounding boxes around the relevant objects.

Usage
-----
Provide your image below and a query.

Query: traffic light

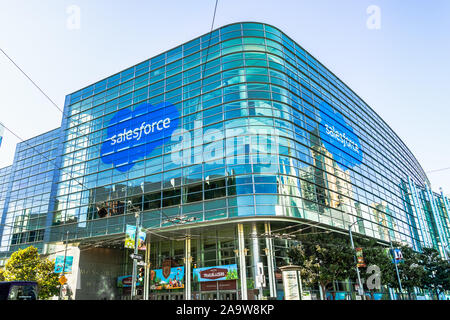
[138,267,145,282]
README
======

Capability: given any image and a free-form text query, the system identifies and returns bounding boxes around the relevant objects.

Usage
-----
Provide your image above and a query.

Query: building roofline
[64,20,428,185]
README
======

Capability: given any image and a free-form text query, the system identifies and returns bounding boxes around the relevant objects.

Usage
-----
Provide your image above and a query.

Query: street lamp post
[349,220,365,300]
[389,238,403,299]
[59,231,69,300]
[131,208,141,300]
[382,220,403,300]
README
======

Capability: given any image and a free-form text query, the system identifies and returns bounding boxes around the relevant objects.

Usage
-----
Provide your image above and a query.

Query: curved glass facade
[51,22,433,247]
[1,22,449,299]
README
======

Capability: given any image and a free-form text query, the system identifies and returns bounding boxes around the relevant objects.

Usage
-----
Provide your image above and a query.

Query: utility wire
[0,1,241,249]
[426,167,450,174]
[0,120,90,193]
[0,52,184,226]
[0,48,64,114]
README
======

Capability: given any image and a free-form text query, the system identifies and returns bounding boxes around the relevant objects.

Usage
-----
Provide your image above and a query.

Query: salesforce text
[110,118,171,146]
[325,124,360,153]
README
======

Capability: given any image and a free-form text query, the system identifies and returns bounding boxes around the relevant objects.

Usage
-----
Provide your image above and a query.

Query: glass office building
[0,22,449,300]
[0,129,61,255]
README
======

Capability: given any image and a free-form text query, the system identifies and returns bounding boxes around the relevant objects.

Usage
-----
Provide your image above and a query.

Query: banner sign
[282,270,301,300]
[124,225,146,250]
[391,248,404,264]
[355,247,366,268]
[54,256,73,273]
[150,266,184,290]
[193,264,239,282]
[100,102,180,172]
[318,101,363,168]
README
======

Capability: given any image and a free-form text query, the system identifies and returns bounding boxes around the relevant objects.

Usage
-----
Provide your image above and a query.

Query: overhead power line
[426,167,450,174]
[0,47,64,114]
[0,2,225,240]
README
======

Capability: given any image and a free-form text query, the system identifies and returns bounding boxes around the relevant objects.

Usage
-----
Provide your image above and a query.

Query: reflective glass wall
[0,129,60,258]
[0,166,12,255]
[2,22,443,255]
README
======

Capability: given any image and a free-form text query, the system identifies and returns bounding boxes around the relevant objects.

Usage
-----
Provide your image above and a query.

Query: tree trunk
[435,288,440,301]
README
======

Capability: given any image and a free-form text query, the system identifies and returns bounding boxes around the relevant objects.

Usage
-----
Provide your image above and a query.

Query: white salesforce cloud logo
[110,118,172,146]
[319,101,363,166]
[324,124,360,154]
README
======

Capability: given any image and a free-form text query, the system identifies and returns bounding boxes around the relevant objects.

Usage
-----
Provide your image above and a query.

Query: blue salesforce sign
[318,101,363,167]
[100,102,180,172]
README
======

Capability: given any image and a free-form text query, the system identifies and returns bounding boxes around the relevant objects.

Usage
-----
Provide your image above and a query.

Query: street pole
[59,231,69,300]
[131,211,141,300]
[383,220,403,300]
[143,234,150,300]
[349,221,365,300]
[185,236,192,300]
[389,238,403,300]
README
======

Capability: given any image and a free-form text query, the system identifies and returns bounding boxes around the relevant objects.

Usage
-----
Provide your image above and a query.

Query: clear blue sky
[0,0,449,194]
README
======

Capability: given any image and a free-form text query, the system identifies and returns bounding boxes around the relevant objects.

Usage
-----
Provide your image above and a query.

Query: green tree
[2,246,60,300]
[287,232,355,300]
[420,247,450,300]
[0,268,5,281]
[36,259,60,299]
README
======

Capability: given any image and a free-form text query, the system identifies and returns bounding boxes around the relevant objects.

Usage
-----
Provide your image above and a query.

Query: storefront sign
[100,102,180,172]
[193,264,238,282]
[150,266,184,290]
[117,275,142,288]
[200,280,237,291]
[54,256,73,273]
[318,101,363,167]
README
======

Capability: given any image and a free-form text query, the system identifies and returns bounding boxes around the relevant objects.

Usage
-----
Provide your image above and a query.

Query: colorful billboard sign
[150,266,184,290]
[318,101,363,168]
[54,256,73,273]
[193,264,238,282]
[100,102,180,172]
[124,225,146,250]
[117,275,142,288]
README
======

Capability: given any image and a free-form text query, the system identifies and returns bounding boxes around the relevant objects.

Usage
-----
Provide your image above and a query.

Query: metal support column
[264,222,276,298]
[251,223,263,299]
[131,212,141,300]
[59,231,69,300]
[143,234,151,300]
[237,223,248,300]
[349,221,365,300]
[185,236,192,300]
